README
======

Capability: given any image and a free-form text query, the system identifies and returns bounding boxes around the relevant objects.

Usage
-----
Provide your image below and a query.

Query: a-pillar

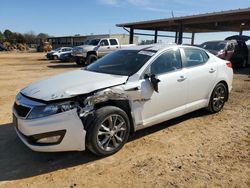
[191,32,195,45]
[129,28,134,44]
[175,31,178,43]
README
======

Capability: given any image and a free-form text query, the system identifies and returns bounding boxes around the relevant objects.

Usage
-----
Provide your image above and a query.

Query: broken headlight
[27,101,78,119]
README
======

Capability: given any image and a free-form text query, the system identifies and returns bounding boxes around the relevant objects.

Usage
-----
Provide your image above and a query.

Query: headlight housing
[27,101,78,119]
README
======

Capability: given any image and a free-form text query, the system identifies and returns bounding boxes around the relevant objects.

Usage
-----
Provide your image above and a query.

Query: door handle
[209,68,216,73]
[107,47,110,49]
[177,76,186,82]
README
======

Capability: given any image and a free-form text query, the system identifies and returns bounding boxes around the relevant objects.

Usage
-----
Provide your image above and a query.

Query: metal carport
[116,8,250,44]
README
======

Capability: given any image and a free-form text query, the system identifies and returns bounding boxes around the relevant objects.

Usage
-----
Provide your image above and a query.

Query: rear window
[110,39,118,46]
[200,41,226,51]
[183,48,209,67]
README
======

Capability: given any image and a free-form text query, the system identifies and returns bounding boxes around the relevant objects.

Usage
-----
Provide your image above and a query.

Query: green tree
[4,29,14,43]
[0,31,5,42]
[15,33,26,43]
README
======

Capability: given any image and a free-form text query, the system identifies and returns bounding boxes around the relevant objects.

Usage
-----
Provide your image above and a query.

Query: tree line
[0,29,50,45]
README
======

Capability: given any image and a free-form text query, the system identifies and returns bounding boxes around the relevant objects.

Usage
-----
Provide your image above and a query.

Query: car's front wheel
[75,58,85,66]
[86,54,97,65]
[86,106,130,156]
[207,83,228,113]
[53,55,59,60]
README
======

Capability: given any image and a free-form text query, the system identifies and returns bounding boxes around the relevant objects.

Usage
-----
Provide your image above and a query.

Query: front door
[98,39,111,57]
[138,49,188,126]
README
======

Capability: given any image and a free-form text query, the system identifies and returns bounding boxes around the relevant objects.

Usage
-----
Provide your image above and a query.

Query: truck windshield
[88,39,100,46]
[85,50,153,76]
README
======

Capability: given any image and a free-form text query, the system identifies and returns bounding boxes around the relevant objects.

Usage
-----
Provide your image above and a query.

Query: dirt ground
[0,52,249,188]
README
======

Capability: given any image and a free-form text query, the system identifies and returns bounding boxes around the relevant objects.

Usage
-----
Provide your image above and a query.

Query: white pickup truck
[72,38,135,66]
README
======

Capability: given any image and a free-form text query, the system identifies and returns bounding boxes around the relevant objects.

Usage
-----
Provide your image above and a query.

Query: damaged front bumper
[13,94,86,152]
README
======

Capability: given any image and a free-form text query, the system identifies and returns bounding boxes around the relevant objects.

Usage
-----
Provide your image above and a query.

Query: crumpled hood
[21,70,128,101]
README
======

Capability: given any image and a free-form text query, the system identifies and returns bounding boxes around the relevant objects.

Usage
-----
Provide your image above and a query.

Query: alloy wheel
[212,85,226,111]
[97,114,127,152]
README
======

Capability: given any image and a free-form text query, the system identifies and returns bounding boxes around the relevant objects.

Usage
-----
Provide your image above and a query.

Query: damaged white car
[13,44,233,156]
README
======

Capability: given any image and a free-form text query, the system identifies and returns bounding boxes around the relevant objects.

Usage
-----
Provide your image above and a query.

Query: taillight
[226,61,232,68]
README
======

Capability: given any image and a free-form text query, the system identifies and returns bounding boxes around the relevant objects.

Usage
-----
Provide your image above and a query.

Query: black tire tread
[85,106,130,156]
[206,83,227,113]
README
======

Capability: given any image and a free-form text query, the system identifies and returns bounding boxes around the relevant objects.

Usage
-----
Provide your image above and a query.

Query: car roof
[124,43,177,52]
[201,40,226,43]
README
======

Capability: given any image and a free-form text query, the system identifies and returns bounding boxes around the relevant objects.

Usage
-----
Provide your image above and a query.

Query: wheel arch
[216,80,229,101]
[94,100,135,134]
[87,51,97,57]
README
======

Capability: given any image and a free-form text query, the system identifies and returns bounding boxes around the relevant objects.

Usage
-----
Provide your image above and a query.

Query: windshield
[54,48,62,51]
[88,39,100,46]
[85,50,154,76]
[200,41,226,51]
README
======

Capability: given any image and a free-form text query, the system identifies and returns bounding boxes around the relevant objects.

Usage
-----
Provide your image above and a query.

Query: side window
[183,48,208,68]
[100,40,109,46]
[150,49,182,75]
[110,39,118,46]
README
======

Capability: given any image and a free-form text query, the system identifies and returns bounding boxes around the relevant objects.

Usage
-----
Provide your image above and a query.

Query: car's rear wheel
[207,83,228,113]
[86,106,130,156]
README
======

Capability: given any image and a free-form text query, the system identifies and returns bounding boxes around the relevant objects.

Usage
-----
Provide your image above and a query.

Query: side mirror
[144,74,160,92]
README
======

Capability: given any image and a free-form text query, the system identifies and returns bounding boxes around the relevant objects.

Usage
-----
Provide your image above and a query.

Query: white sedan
[13,44,233,156]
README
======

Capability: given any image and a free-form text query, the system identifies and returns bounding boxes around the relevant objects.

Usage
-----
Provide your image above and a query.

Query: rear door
[181,47,217,107]
[109,39,119,51]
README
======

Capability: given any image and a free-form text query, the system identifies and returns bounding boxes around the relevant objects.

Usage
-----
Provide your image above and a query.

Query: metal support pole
[154,30,158,43]
[239,29,243,36]
[178,24,183,44]
[191,32,195,45]
[175,31,178,43]
[71,37,74,47]
[129,28,134,44]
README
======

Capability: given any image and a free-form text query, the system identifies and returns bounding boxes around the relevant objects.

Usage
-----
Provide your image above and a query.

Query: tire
[75,58,85,66]
[53,55,59,60]
[86,106,130,156]
[206,83,228,113]
[86,54,97,65]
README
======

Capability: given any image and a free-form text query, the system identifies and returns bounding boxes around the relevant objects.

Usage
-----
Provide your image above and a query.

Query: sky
[0,0,250,44]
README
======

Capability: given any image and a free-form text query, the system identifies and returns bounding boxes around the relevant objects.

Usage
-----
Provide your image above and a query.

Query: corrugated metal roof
[117,8,250,27]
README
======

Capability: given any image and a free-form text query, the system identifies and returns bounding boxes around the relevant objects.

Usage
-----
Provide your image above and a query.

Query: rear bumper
[13,109,86,152]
